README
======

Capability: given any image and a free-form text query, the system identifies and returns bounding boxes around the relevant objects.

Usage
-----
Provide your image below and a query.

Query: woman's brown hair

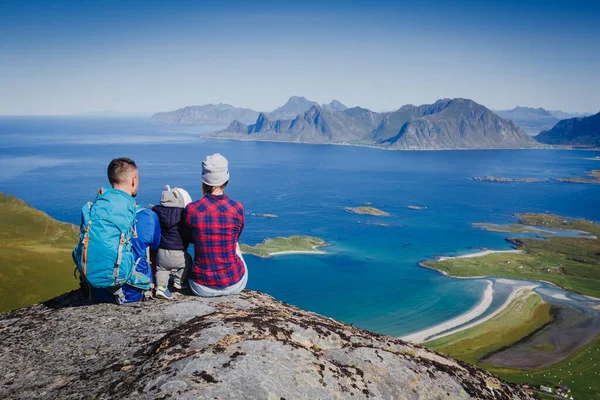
[202,180,228,195]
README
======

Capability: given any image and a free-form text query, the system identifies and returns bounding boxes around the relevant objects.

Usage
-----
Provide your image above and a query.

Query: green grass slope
[0,193,79,312]
[426,291,553,364]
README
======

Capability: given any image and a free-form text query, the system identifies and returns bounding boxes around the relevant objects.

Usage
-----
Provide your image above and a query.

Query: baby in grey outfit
[151,185,193,300]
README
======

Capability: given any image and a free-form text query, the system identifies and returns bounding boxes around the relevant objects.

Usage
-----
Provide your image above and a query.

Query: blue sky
[1,0,599,115]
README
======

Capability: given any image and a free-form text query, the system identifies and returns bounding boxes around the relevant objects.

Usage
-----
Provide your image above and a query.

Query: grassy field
[426,291,554,364]
[240,236,328,257]
[484,336,600,400]
[423,214,600,298]
[344,206,389,216]
[516,213,600,236]
[0,193,79,312]
[426,290,600,399]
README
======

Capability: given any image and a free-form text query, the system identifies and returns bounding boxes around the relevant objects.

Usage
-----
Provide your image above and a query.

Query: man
[185,153,248,297]
[80,157,160,304]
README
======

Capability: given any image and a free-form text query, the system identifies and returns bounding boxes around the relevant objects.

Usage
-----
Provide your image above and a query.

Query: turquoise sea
[1,116,599,337]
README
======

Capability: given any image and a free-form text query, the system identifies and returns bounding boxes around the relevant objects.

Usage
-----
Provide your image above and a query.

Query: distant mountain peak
[151,103,259,124]
[268,96,320,120]
[321,100,348,112]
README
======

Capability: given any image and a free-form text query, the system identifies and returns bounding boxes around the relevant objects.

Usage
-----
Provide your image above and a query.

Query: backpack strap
[112,233,126,279]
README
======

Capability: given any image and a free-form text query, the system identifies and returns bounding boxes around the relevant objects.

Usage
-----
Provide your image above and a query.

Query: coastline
[243,249,326,258]
[423,283,539,344]
[204,135,551,152]
[436,249,522,261]
[401,280,495,343]
[406,248,543,344]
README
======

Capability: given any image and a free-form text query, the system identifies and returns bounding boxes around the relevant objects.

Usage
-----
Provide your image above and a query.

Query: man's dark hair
[107,158,137,185]
[202,180,228,195]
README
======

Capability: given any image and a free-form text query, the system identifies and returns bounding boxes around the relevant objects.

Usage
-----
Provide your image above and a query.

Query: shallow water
[1,116,599,338]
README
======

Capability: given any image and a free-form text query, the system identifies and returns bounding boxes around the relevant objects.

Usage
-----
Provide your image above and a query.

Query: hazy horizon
[1,0,599,115]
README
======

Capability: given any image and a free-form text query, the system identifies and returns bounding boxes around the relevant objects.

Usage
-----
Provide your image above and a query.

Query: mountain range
[151,103,261,125]
[535,111,600,147]
[494,106,590,135]
[210,98,535,150]
[151,96,349,124]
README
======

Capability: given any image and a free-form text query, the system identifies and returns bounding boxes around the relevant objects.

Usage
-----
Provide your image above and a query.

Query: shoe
[155,286,174,300]
[173,278,188,290]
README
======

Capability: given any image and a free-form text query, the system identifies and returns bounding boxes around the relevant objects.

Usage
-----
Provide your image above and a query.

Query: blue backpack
[73,187,152,290]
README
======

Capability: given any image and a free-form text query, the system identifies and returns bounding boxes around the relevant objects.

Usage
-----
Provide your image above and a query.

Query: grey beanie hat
[202,153,229,187]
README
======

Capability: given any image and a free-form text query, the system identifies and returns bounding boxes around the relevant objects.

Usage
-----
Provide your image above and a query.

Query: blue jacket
[121,207,161,303]
[133,207,161,270]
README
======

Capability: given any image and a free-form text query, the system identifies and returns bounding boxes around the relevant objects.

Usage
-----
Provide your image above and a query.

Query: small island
[471,176,545,183]
[554,169,600,184]
[249,213,278,218]
[344,206,389,216]
[408,205,427,210]
[240,236,328,258]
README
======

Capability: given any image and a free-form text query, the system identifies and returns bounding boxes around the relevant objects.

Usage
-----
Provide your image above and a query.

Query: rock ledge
[0,290,531,399]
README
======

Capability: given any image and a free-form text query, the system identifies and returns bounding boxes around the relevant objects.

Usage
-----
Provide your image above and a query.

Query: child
[152,185,193,300]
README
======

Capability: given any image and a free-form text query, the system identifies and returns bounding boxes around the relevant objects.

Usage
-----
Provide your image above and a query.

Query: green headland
[344,206,389,216]
[424,213,600,298]
[240,236,328,258]
[423,212,600,399]
[0,193,79,313]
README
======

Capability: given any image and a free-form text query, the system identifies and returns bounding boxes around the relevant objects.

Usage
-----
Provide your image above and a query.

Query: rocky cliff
[0,289,531,399]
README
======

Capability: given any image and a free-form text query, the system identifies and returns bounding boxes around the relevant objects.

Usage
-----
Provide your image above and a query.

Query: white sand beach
[437,249,522,261]
[401,280,540,344]
[267,250,326,256]
[401,280,494,343]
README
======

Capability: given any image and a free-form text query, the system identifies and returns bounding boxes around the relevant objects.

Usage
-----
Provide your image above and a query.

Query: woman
[185,153,248,296]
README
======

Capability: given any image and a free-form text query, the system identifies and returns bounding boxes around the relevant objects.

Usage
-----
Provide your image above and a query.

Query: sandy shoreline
[407,249,534,344]
[401,280,494,343]
[402,281,539,344]
[267,250,326,256]
[437,249,522,261]
[242,246,326,258]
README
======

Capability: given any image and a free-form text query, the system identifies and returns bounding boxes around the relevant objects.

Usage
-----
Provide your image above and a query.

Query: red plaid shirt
[185,193,245,288]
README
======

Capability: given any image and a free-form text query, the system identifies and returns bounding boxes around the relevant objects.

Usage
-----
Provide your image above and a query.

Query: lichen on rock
[0,290,531,399]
